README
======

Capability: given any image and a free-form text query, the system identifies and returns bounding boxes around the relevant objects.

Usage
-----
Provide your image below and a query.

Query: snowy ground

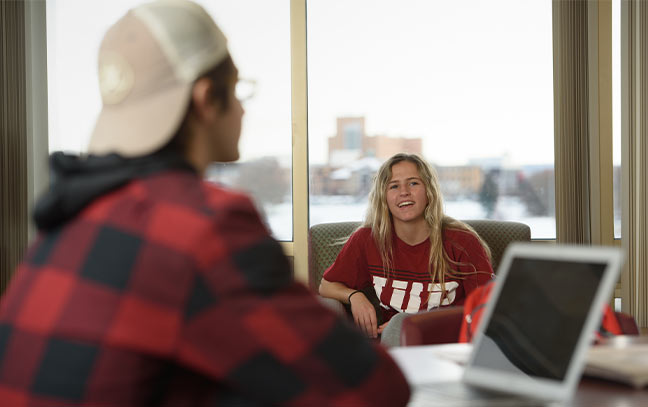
[264,195,557,241]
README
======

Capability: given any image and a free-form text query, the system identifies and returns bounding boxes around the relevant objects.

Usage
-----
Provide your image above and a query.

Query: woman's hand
[319,279,380,338]
[349,292,378,338]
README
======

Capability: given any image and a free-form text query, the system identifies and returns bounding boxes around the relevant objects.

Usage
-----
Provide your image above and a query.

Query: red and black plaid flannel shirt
[0,170,410,406]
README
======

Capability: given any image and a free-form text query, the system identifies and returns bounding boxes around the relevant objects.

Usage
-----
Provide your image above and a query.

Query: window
[42,0,621,278]
[307,0,555,239]
[46,0,293,240]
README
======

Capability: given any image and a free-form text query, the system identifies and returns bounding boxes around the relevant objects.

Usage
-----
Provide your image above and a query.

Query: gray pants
[379,312,411,347]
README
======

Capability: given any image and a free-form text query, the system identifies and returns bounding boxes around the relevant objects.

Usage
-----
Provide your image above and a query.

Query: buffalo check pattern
[0,171,409,407]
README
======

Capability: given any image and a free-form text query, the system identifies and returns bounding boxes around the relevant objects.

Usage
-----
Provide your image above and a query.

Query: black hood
[33,151,195,231]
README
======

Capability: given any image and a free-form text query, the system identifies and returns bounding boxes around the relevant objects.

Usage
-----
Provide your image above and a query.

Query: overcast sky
[47,0,620,167]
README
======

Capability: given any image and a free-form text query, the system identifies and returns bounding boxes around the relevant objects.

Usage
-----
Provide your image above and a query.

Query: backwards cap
[88,0,229,157]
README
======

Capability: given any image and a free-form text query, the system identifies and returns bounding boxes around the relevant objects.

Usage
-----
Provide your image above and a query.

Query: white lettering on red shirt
[372,276,459,313]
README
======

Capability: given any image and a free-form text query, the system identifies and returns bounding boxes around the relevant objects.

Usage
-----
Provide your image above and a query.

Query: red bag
[458,281,622,343]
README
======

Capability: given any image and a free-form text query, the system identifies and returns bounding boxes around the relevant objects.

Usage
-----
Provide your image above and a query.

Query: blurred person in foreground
[0,1,410,406]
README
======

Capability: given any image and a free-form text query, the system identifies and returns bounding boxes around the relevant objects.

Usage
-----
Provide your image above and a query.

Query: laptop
[390,242,625,407]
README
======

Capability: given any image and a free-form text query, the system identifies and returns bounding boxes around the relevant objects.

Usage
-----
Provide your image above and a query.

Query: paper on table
[585,344,648,388]
[388,344,470,386]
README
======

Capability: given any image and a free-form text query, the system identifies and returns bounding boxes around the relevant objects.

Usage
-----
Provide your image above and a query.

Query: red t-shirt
[323,227,494,322]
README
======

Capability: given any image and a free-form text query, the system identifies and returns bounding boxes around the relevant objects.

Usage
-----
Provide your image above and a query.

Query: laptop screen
[471,257,607,381]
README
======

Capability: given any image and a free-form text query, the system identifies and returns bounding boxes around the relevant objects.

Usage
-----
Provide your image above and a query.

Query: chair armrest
[317,295,347,316]
[317,287,385,324]
[400,306,465,346]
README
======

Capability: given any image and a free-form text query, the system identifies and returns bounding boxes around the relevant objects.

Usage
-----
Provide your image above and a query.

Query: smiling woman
[319,153,494,346]
[387,161,429,233]
[386,161,429,233]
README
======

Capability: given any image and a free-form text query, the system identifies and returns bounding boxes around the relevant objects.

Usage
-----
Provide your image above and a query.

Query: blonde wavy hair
[363,153,492,297]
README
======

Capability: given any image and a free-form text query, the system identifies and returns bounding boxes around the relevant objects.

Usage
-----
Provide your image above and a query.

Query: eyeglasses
[236,78,257,102]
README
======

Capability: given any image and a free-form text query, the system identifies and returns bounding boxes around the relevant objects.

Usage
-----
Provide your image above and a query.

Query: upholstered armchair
[308,221,362,315]
[307,219,532,325]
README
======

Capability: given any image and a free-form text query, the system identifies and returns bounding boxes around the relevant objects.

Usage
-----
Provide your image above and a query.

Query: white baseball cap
[88,0,230,157]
